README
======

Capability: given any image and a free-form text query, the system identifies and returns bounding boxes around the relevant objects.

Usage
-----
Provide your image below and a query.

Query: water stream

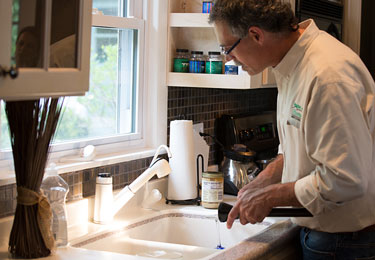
[215,218,225,250]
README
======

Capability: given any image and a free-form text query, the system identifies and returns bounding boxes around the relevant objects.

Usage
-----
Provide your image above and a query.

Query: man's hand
[226,182,301,229]
[227,184,274,228]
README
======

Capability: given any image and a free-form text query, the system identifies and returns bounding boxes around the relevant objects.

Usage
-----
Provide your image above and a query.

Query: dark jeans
[300,227,375,260]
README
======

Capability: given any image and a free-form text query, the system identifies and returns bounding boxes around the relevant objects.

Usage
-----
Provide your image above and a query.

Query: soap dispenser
[93,173,113,224]
[40,163,69,247]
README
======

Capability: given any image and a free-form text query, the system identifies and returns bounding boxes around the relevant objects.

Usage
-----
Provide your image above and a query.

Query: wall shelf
[167,0,276,89]
[169,13,212,28]
[167,72,260,89]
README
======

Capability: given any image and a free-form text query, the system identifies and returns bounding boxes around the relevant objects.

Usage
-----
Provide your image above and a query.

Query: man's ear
[248,26,264,44]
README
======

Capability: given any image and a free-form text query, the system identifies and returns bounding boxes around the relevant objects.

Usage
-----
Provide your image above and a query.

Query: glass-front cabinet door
[0,0,92,100]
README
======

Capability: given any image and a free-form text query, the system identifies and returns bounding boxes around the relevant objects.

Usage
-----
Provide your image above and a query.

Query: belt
[359,224,375,232]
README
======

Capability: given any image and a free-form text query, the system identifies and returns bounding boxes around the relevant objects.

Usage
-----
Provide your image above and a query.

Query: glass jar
[173,49,189,73]
[189,51,205,73]
[206,51,223,74]
[201,171,224,209]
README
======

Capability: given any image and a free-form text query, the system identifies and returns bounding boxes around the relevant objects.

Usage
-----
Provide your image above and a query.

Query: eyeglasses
[220,38,241,55]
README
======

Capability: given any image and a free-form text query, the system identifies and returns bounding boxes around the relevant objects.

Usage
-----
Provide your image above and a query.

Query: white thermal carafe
[167,120,197,200]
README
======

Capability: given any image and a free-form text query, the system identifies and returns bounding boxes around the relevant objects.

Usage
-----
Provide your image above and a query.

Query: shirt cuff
[294,174,324,215]
[278,144,283,154]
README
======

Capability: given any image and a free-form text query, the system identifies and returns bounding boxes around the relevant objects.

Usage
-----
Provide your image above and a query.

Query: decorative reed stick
[5,98,64,258]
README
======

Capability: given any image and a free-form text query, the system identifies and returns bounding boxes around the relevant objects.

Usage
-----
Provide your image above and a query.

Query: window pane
[53,27,138,144]
[0,102,10,150]
[92,0,128,17]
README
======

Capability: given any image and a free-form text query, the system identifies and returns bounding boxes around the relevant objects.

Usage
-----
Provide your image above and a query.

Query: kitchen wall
[0,86,277,218]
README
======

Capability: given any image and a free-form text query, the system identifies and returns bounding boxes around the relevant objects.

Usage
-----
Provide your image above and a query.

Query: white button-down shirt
[273,19,375,232]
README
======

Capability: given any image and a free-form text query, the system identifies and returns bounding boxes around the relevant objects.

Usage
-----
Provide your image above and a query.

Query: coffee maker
[215,111,279,195]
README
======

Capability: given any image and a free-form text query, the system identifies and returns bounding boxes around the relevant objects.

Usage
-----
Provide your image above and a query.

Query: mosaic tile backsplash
[0,86,277,218]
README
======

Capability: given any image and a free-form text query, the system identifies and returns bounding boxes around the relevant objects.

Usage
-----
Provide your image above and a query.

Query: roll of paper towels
[168,120,197,200]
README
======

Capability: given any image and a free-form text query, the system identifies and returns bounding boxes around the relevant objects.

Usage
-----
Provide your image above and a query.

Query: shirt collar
[273,19,320,79]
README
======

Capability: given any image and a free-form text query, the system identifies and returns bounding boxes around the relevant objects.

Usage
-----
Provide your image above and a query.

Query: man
[15,27,40,68]
[209,0,375,259]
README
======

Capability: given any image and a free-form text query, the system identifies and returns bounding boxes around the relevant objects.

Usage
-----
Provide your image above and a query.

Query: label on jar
[173,58,189,72]
[202,177,223,208]
[189,60,205,73]
[206,61,223,74]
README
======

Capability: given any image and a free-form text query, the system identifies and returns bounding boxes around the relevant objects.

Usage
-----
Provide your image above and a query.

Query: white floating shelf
[169,13,212,28]
[167,72,257,89]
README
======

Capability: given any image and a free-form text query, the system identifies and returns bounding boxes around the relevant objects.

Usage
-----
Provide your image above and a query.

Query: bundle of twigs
[5,97,64,258]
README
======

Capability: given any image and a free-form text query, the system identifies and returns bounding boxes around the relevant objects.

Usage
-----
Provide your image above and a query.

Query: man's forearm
[255,154,284,187]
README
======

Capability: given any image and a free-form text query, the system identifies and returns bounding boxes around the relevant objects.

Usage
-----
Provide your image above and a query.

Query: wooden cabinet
[0,0,92,100]
[167,0,276,89]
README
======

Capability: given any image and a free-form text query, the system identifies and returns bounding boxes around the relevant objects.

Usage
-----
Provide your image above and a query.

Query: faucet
[111,145,172,216]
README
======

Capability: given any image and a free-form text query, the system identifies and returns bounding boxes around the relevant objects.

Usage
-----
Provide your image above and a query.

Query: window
[0,0,147,159]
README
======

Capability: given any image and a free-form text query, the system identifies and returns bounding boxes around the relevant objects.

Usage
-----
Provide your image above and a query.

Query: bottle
[224,60,238,75]
[202,1,213,13]
[93,173,113,224]
[40,163,69,247]
[201,171,224,209]
[189,51,206,73]
[173,49,189,73]
[206,51,223,74]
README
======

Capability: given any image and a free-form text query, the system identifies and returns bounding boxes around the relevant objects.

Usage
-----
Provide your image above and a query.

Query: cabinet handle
[0,65,19,79]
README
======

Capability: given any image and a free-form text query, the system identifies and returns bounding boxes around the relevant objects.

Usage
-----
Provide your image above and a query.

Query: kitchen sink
[72,210,276,259]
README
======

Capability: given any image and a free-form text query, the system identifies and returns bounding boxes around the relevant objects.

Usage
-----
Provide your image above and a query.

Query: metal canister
[201,171,224,209]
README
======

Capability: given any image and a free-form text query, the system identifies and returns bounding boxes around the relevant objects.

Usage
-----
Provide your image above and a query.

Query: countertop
[0,179,301,260]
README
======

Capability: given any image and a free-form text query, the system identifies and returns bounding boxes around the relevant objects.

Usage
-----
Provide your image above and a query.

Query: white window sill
[0,147,158,186]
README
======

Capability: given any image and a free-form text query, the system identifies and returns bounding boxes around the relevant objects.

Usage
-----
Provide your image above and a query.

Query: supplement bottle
[173,49,189,73]
[206,51,223,74]
[225,60,239,75]
[202,1,213,13]
[40,164,69,247]
[189,51,205,73]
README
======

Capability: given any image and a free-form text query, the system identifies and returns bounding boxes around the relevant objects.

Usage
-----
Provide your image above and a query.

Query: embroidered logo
[291,103,303,122]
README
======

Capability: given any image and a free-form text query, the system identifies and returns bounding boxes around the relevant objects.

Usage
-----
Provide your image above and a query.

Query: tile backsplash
[0,86,277,218]
[168,86,278,165]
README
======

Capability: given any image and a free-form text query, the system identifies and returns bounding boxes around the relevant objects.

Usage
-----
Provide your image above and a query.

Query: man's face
[15,31,39,67]
[213,21,267,76]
